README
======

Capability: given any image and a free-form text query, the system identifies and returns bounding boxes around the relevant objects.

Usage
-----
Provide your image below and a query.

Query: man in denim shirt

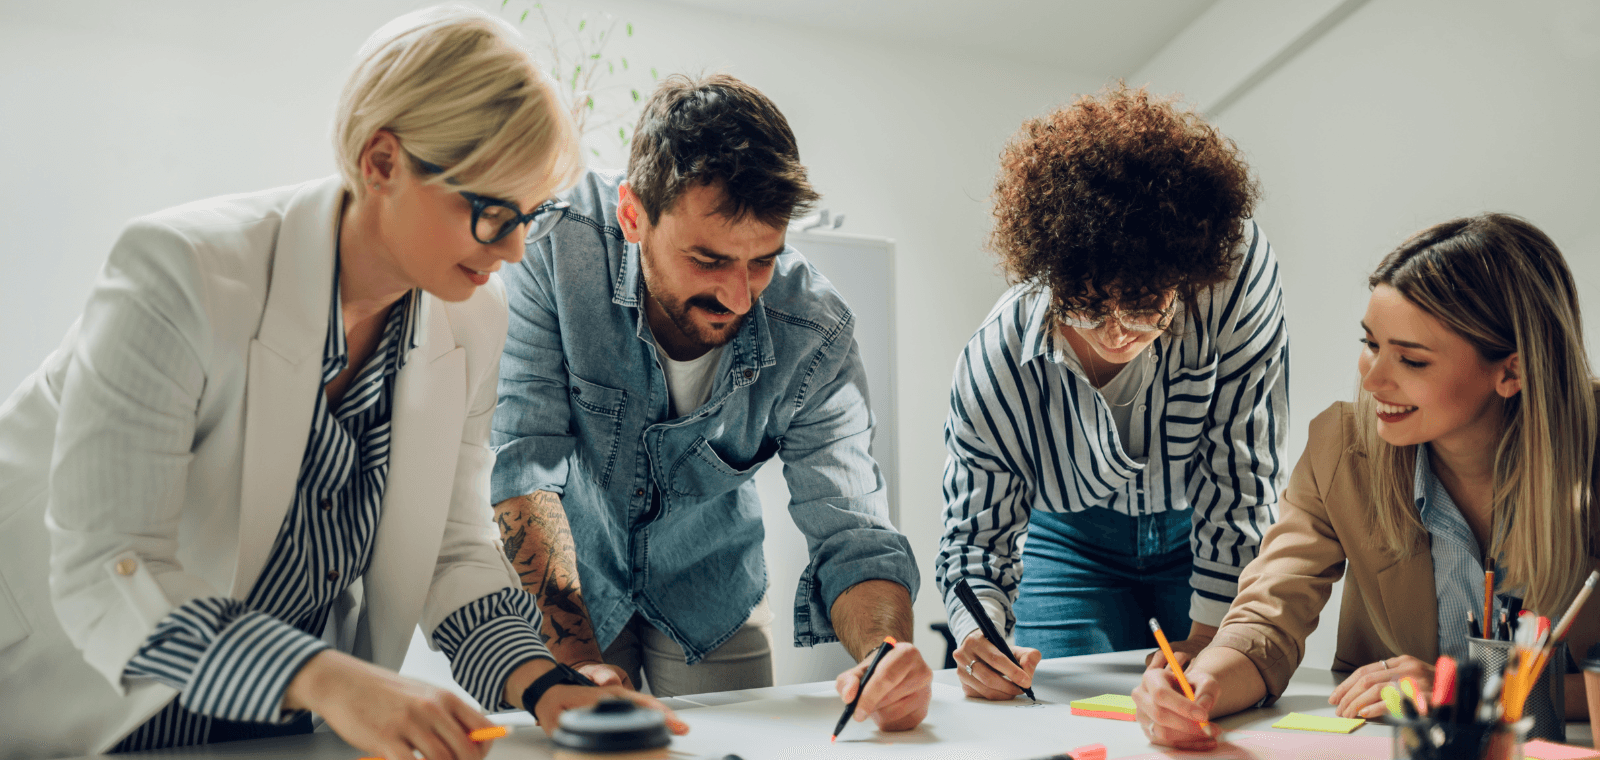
[490,74,930,730]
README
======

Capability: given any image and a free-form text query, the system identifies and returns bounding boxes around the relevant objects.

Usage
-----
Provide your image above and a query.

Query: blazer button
[327,569,340,582]
[320,499,333,511]
[743,369,754,379]
[115,559,137,576]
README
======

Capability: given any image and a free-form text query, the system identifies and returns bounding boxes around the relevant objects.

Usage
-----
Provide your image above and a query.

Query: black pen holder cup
[1466,636,1566,743]
[1393,716,1531,760]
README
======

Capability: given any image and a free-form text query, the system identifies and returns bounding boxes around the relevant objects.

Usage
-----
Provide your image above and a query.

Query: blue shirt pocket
[667,436,766,498]
[569,373,627,488]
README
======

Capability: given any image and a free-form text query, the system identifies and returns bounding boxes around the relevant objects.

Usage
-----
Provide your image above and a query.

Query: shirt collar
[321,259,424,385]
[1413,443,1434,520]
[1019,286,1059,364]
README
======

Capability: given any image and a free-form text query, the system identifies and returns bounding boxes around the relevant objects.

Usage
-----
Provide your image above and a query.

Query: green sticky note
[1271,712,1366,733]
[1068,694,1137,714]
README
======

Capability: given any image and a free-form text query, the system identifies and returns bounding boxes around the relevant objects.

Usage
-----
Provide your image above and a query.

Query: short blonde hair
[335,4,582,203]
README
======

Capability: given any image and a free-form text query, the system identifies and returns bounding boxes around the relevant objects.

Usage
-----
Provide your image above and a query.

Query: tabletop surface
[52,651,1593,760]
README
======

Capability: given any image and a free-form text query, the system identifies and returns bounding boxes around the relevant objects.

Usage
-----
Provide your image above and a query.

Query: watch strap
[522,661,597,719]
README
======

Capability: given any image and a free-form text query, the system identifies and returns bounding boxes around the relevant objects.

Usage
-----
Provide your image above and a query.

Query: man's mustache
[687,295,733,315]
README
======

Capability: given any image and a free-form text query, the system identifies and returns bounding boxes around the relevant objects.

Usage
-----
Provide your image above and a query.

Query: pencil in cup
[356,725,512,760]
[1466,635,1567,743]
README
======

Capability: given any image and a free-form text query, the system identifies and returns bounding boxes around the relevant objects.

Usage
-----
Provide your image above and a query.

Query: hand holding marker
[953,578,1037,701]
[832,637,897,742]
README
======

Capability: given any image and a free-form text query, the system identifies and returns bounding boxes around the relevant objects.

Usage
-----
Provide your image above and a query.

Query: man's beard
[639,240,748,352]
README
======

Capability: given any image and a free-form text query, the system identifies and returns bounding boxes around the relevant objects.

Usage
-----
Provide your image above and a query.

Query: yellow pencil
[1149,618,1196,700]
[357,725,512,760]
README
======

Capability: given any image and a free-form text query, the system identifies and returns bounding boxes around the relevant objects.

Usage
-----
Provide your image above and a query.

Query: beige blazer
[1211,401,1600,698]
[0,176,530,758]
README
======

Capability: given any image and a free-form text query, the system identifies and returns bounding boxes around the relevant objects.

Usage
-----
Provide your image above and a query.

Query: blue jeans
[1014,507,1193,658]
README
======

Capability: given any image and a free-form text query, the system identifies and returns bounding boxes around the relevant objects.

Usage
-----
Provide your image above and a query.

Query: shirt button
[327,569,340,582]
[571,387,582,396]
[115,559,137,576]
[320,499,333,511]
[1138,404,1148,412]
[635,488,645,497]
[742,369,754,379]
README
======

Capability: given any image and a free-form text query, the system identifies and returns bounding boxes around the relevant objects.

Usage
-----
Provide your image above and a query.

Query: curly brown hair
[989,83,1259,319]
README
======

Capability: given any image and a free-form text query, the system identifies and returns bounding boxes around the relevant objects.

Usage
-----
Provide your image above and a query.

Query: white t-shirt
[1062,343,1157,459]
[662,345,726,418]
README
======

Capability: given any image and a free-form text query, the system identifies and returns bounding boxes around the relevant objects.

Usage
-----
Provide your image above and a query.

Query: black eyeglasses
[411,157,569,245]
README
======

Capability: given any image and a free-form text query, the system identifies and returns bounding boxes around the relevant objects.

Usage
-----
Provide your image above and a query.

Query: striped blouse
[936,221,1289,644]
[114,275,550,751]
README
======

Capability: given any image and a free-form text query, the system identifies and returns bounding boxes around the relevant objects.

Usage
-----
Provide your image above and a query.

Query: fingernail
[1201,722,1215,737]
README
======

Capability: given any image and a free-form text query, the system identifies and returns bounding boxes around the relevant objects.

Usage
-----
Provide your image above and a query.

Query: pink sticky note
[1072,707,1137,721]
[1524,740,1600,760]
[1068,744,1107,760]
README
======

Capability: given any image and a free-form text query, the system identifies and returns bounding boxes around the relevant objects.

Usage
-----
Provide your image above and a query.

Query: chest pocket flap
[668,436,768,498]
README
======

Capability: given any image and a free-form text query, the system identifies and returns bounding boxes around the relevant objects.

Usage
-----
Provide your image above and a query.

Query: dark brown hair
[989,83,1259,318]
[626,73,819,228]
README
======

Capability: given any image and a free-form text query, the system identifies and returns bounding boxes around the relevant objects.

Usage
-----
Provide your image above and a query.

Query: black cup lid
[552,699,671,753]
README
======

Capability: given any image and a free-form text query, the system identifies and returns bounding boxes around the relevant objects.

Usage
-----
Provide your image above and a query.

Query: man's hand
[954,629,1042,700]
[834,640,933,732]
[1143,621,1218,671]
[1328,655,1433,719]
[285,650,496,760]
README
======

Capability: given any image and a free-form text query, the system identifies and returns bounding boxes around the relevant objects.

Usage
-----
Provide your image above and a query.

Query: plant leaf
[627,22,634,36]
[631,88,640,102]
[622,57,629,69]
[578,18,586,31]
[591,147,601,157]
[650,66,658,79]
[520,9,528,22]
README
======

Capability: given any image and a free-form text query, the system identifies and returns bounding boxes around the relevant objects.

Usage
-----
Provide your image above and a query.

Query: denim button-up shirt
[491,171,919,662]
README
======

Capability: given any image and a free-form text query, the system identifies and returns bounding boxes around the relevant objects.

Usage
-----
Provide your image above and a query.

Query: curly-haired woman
[935,84,1288,701]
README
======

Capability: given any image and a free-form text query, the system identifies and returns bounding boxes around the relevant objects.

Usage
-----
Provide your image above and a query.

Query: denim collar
[620,241,776,387]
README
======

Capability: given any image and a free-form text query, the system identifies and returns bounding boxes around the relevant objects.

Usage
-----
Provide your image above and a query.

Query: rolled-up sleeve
[1187,222,1290,627]
[779,331,919,646]
[491,239,577,505]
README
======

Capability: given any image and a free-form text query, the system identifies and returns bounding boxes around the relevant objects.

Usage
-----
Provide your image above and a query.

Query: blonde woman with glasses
[1133,213,1600,750]
[0,6,681,759]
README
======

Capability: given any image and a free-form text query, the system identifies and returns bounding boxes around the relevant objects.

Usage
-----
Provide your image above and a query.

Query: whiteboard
[757,229,898,686]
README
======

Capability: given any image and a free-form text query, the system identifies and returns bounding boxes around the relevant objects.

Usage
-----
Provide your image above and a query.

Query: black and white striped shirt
[936,222,1288,644]
[115,276,549,751]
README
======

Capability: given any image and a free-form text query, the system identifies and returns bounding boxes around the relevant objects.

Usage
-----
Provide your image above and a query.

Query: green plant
[503,0,657,156]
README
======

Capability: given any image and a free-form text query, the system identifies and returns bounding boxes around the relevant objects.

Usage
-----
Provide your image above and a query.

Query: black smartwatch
[522,662,597,719]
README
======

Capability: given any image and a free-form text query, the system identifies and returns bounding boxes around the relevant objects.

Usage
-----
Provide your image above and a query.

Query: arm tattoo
[494,491,599,652]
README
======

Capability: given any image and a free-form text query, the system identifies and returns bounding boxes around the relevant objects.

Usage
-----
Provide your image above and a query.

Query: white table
[56,652,1592,759]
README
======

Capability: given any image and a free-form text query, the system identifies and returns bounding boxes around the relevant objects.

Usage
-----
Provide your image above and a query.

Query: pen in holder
[1467,636,1566,743]
[1393,716,1533,760]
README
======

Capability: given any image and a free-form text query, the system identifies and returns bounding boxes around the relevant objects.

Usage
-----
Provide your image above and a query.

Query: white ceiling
[654,0,1221,77]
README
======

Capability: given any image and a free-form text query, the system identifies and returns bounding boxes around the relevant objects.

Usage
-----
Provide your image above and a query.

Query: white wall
[1140,0,1600,669]
[0,0,1104,680]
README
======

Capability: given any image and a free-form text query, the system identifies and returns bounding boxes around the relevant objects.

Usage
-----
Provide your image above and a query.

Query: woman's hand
[530,685,689,738]
[953,629,1042,700]
[285,650,495,760]
[1132,664,1220,751]
[570,659,633,689]
[1328,655,1434,719]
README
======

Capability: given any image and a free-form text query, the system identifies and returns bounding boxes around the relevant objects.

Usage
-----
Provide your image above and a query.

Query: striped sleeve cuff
[179,609,329,723]
[433,589,553,711]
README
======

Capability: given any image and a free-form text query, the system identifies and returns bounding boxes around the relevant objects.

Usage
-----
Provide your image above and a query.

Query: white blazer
[0,176,531,758]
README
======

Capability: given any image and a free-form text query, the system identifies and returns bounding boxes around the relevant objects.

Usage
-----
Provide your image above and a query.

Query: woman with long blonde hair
[1133,213,1600,750]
